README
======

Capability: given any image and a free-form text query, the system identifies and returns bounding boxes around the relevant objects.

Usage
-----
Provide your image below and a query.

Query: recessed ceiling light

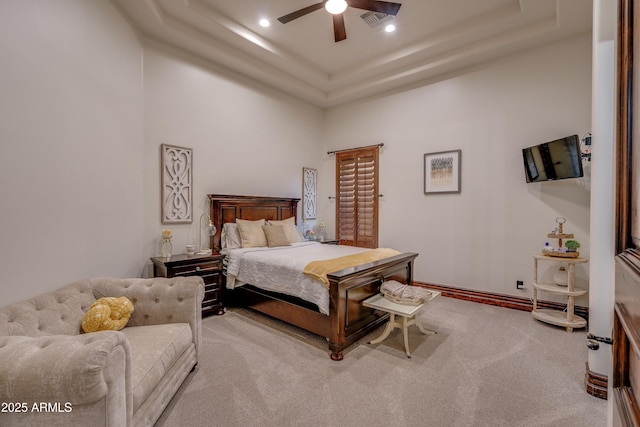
[259,18,270,28]
[384,24,396,33]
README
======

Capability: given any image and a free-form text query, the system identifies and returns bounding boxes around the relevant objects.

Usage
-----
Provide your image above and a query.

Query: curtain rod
[327,143,384,156]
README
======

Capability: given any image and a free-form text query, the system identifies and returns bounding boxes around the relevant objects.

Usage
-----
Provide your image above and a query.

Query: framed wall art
[161,144,193,224]
[424,149,461,194]
[302,167,317,220]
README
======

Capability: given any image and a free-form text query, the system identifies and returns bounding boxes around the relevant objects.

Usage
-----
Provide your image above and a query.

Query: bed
[208,194,419,360]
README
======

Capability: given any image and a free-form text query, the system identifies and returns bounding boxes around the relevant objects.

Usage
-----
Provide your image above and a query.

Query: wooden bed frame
[208,194,418,360]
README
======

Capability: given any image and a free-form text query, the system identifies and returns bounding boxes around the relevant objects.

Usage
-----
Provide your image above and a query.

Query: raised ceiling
[113,0,592,108]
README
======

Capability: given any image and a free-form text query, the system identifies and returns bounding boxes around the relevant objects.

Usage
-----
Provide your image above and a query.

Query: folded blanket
[303,248,402,289]
[380,280,433,306]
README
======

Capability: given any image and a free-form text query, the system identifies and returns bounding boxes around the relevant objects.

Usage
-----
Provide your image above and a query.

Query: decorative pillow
[236,218,267,248]
[268,217,305,243]
[82,296,134,333]
[221,222,242,250]
[262,225,291,248]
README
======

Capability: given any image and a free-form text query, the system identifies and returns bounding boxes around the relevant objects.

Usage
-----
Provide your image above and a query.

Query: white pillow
[236,218,267,248]
[268,217,305,243]
[221,223,242,250]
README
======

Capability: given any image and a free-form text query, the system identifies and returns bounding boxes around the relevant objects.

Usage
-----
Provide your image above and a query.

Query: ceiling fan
[277,0,402,43]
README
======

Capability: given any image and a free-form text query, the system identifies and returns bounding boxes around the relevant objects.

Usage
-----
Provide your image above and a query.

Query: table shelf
[532,308,587,330]
[532,282,588,297]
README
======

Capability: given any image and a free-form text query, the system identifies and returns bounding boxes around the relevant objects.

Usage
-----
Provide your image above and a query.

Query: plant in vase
[317,221,325,241]
[564,240,580,252]
[161,229,173,259]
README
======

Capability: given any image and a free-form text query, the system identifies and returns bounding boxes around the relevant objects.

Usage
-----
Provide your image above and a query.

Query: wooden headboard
[208,194,300,253]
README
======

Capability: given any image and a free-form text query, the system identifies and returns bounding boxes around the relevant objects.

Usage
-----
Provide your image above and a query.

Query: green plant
[565,240,581,250]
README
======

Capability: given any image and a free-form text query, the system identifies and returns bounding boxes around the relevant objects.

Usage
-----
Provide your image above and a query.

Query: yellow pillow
[82,296,134,333]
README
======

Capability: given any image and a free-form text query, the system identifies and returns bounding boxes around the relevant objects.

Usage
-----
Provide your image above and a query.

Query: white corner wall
[142,41,324,262]
[323,34,592,300]
[0,0,144,304]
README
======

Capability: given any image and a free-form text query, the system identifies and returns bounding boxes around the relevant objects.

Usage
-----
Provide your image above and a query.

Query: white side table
[363,290,441,358]
[532,254,588,332]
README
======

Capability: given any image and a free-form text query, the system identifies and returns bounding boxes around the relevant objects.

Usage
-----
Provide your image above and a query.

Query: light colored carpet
[155,297,607,427]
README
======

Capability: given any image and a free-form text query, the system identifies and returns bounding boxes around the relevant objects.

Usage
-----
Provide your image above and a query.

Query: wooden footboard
[231,251,418,360]
[325,252,418,360]
[208,194,418,360]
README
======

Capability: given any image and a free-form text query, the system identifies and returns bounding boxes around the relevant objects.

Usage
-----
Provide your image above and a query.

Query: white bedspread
[225,242,369,315]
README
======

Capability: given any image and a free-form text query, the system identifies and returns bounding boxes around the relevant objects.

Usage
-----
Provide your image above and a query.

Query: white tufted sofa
[0,276,204,427]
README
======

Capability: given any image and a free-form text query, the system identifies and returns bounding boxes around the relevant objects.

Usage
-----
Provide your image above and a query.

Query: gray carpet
[156,297,607,427]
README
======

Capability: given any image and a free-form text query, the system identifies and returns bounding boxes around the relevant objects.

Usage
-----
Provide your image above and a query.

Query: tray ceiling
[113,0,592,108]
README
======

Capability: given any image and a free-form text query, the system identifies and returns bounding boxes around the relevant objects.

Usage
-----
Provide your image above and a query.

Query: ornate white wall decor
[161,144,193,224]
[302,167,317,220]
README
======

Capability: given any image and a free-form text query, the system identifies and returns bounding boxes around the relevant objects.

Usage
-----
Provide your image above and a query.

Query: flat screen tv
[522,135,583,183]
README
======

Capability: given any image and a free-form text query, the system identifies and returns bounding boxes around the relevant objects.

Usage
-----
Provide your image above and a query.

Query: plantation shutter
[336,147,379,248]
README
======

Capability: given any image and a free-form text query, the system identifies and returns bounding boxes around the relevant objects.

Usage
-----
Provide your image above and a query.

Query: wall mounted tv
[522,135,583,183]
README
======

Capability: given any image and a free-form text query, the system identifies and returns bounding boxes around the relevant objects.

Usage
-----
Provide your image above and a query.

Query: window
[335,146,379,248]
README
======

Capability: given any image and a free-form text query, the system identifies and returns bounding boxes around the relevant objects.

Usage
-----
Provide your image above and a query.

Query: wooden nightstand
[151,253,225,316]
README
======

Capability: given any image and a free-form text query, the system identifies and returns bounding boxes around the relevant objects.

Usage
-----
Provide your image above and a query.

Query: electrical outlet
[516,280,525,290]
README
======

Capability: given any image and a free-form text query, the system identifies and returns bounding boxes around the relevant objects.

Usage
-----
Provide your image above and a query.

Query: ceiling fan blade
[277,2,325,24]
[347,0,402,16]
[333,14,347,42]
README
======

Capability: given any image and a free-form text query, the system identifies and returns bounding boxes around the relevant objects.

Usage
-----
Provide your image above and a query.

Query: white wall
[0,0,144,304]
[142,41,324,263]
[322,35,592,301]
[590,0,617,408]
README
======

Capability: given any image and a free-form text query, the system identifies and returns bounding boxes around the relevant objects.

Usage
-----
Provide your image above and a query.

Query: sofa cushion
[120,323,193,412]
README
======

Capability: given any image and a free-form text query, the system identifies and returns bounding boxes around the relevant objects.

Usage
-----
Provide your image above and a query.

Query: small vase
[161,238,173,259]
[553,266,568,287]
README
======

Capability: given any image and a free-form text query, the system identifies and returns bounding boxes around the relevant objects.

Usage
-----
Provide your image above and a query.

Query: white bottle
[542,242,552,254]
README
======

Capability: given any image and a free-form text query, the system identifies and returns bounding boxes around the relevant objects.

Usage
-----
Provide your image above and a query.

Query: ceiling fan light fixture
[325,0,348,15]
